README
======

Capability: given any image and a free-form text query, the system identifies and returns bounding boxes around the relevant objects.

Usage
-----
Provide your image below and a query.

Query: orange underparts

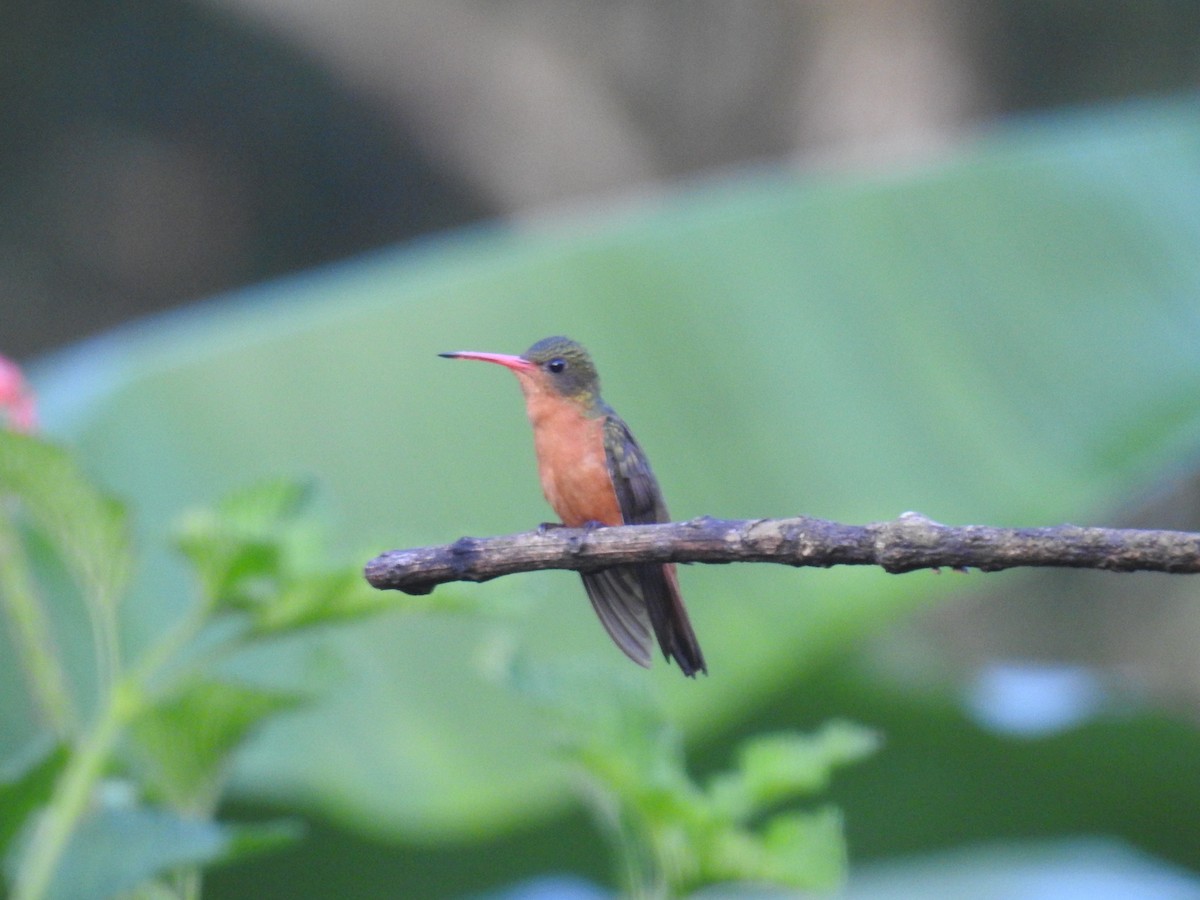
[519,379,622,527]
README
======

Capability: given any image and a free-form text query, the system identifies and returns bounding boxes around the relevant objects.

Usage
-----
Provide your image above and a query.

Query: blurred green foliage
[509,658,878,895]
[0,434,870,898]
[0,437,321,898]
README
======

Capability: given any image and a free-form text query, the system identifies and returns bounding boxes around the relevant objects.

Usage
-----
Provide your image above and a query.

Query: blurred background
[8,0,1200,360]
[6,1,1200,897]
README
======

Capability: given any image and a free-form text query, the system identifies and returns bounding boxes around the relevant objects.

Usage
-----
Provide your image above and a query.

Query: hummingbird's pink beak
[439,351,537,373]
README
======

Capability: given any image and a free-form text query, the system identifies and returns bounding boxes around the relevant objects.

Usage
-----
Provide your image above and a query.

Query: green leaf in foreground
[35,802,300,900]
[0,743,68,860]
[507,658,878,895]
[174,479,391,632]
[706,807,846,892]
[0,431,132,622]
[174,480,309,615]
[711,722,881,817]
[129,679,304,814]
[0,431,131,719]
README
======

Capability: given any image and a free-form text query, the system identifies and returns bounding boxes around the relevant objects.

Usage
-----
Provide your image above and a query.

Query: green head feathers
[522,336,602,405]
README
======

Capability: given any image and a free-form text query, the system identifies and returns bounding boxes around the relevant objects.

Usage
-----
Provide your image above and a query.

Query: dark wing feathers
[582,412,706,676]
[603,414,667,524]
[581,567,653,668]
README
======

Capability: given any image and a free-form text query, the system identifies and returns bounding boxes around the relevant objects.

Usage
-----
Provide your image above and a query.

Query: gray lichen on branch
[363,512,1200,595]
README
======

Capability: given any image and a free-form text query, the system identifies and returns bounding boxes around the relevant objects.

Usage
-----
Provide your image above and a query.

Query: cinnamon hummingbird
[440,336,707,677]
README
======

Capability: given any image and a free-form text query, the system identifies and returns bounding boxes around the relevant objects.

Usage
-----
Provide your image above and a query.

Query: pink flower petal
[0,353,37,434]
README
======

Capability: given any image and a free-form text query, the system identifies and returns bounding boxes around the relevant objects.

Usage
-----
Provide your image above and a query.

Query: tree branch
[364,513,1200,595]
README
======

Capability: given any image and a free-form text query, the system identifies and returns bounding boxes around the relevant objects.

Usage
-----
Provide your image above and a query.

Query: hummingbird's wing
[578,412,707,676]
[599,411,668,524]
[580,566,654,667]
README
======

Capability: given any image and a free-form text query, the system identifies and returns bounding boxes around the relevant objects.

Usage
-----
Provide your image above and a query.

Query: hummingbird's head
[439,335,602,411]
[520,336,600,403]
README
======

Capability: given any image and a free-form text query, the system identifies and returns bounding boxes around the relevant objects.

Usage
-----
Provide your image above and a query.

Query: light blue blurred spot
[965,663,1105,737]
[846,839,1200,900]
[475,875,609,900]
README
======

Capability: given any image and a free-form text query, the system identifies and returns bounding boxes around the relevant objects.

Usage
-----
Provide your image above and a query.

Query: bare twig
[364,513,1200,595]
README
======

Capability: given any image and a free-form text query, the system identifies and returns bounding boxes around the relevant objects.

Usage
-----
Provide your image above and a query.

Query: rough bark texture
[364,512,1200,595]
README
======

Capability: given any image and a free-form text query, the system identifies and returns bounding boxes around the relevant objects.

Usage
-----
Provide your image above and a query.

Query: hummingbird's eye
[546,357,567,374]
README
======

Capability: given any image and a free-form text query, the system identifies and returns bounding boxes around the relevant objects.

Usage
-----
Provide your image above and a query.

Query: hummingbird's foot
[538,520,608,532]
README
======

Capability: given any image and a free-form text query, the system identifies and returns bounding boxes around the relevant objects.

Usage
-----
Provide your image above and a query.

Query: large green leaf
[29,804,297,900]
[13,97,1200,840]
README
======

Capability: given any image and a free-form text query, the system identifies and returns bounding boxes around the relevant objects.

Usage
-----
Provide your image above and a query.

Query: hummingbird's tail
[653,563,707,677]
[581,563,707,677]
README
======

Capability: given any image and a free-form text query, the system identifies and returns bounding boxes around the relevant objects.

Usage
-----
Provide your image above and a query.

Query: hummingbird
[440,336,706,677]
